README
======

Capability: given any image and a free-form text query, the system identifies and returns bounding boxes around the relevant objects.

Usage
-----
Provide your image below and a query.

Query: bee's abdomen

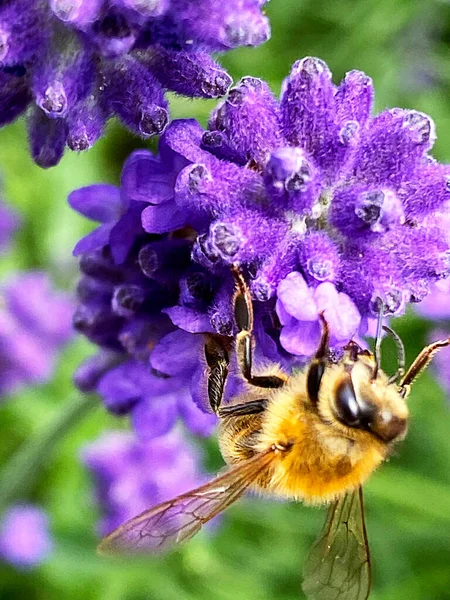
[218,414,263,465]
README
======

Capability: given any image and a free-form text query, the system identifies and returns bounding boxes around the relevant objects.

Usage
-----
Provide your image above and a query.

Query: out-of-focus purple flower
[0,199,19,252]
[0,0,270,167]
[426,327,450,398]
[416,278,450,320]
[0,272,73,397]
[83,428,205,535]
[0,505,52,569]
[70,57,450,438]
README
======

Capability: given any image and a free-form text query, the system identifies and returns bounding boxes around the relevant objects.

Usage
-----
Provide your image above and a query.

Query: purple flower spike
[83,428,207,536]
[70,57,450,441]
[0,505,52,569]
[0,272,73,397]
[0,199,19,253]
[0,0,270,165]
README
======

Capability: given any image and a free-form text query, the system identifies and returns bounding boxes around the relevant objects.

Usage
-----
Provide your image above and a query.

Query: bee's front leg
[232,266,286,390]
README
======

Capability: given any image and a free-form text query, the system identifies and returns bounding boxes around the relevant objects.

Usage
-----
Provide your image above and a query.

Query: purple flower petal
[277,272,317,321]
[141,200,188,234]
[68,184,124,222]
[178,390,217,436]
[73,222,114,256]
[131,391,178,439]
[163,306,214,333]
[150,330,203,376]
[121,150,178,205]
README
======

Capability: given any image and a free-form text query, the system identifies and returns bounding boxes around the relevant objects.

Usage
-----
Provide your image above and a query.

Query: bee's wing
[98,449,275,556]
[302,487,371,600]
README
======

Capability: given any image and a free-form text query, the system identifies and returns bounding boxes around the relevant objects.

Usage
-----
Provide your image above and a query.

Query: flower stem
[0,393,97,513]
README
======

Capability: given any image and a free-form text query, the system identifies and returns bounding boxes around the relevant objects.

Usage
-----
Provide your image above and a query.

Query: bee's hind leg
[232,266,286,390]
[204,334,232,414]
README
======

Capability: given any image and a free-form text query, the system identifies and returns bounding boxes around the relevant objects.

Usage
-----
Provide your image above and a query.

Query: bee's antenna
[399,337,450,397]
[382,325,406,384]
[371,299,384,380]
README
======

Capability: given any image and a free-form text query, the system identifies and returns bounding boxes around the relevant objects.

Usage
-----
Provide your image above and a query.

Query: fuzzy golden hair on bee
[98,269,450,600]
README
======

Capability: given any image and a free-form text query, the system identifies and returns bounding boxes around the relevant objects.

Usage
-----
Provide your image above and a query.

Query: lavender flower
[71,57,450,433]
[0,272,73,397]
[0,198,19,252]
[424,326,450,399]
[0,505,52,569]
[0,0,270,167]
[83,428,205,535]
[416,280,450,397]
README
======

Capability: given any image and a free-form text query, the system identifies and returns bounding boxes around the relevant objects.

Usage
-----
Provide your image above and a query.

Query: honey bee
[99,267,450,600]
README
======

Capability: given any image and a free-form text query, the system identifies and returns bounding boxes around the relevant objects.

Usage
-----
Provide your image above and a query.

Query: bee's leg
[306,313,330,404]
[218,398,268,418]
[204,334,231,414]
[399,336,450,397]
[232,266,286,389]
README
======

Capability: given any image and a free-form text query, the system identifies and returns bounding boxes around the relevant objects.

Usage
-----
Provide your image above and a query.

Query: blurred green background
[2,0,450,598]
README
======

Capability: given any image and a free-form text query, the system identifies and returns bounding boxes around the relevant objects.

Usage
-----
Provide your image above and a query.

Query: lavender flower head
[0,198,19,252]
[0,272,73,397]
[83,428,205,535]
[0,0,270,167]
[416,280,450,397]
[0,505,52,569]
[71,57,450,431]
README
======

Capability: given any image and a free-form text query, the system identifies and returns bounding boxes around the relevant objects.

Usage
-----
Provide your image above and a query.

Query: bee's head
[307,348,409,446]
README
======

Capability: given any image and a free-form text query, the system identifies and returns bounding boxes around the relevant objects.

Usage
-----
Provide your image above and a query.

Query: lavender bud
[112,284,146,317]
[147,48,232,99]
[103,56,168,138]
[27,107,67,168]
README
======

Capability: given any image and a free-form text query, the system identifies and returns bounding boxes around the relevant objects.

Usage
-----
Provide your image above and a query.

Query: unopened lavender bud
[264,147,318,213]
[50,0,102,26]
[112,284,146,317]
[66,90,109,151]
[115,0,169,17]
[103,56,168,138]
[147,48,232,99]
[331,186,404,237]
[208,76,281,166]
[27,107,67,168]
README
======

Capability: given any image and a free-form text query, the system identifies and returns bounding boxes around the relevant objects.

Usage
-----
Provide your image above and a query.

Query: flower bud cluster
[71,58,450,432]
[0,0,270,166]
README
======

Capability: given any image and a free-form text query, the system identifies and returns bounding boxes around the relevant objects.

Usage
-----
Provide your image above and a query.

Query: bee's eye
[334,377,362,427]
[307,360,325,405]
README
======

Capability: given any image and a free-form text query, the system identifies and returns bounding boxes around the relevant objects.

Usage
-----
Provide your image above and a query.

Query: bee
[99,267,450,600]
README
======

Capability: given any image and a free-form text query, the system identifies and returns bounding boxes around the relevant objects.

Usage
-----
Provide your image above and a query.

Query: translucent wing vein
[98,449,275,555]
[302,487,371,600]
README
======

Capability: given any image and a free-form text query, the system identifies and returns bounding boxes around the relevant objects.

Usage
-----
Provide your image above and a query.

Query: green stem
[0,393,97,513]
